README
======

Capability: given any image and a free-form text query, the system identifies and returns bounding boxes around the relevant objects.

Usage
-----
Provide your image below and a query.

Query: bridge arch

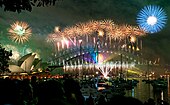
[47,20,147,77]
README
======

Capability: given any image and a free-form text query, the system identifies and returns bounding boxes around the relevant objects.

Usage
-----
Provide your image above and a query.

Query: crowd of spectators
[0,75,169,105]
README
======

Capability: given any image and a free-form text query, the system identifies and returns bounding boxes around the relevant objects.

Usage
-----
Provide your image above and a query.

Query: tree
[0,44,12,73]
[0,0,62,13]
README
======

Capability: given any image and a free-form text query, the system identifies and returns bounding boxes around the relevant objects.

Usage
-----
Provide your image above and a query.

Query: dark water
[125,78,170,103]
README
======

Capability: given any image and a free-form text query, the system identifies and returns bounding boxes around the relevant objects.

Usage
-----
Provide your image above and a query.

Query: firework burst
[100,19,115,31]
[8,21,32,43]
[133,26,146,36]
[47,19,146,44]
[76,23,93,36]
[63,26,79,37]
[87,20,101,31]
[119,24,131,36]
[136,5,167,33]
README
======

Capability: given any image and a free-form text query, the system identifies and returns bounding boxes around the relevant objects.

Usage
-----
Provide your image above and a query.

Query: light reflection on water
[125,78,170,103]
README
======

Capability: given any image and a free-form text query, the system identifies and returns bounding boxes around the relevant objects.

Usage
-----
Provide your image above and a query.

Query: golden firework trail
[47,19,146,43]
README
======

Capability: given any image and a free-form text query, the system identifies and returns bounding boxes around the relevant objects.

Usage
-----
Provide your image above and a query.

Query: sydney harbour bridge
[56,37,143,77]
[47,20,161,78]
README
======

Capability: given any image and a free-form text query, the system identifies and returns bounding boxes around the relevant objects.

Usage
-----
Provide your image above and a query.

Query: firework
[54,26,61,33]
[107,26,122,40]
[100,19,115,31]
[8,21,32,43]
[130,36,136,43]
[106,27,115,39]
[47,19,146,46]
[63,26,79,38]
[97,30,104,36]
[75,23,93,36]
[120,24,131,36]
[136,5,167,33]
[114,27,124,39]
[87,20,101,31]
[133,26,146,36]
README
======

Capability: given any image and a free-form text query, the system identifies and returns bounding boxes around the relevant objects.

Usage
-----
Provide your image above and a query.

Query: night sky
[0,0,170,64]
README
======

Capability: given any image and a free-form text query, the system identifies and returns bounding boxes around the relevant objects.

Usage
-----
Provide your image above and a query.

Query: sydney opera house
[8,53,41,73]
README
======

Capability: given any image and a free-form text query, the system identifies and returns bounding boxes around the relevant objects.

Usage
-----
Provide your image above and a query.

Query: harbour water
[125,78,170,103]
